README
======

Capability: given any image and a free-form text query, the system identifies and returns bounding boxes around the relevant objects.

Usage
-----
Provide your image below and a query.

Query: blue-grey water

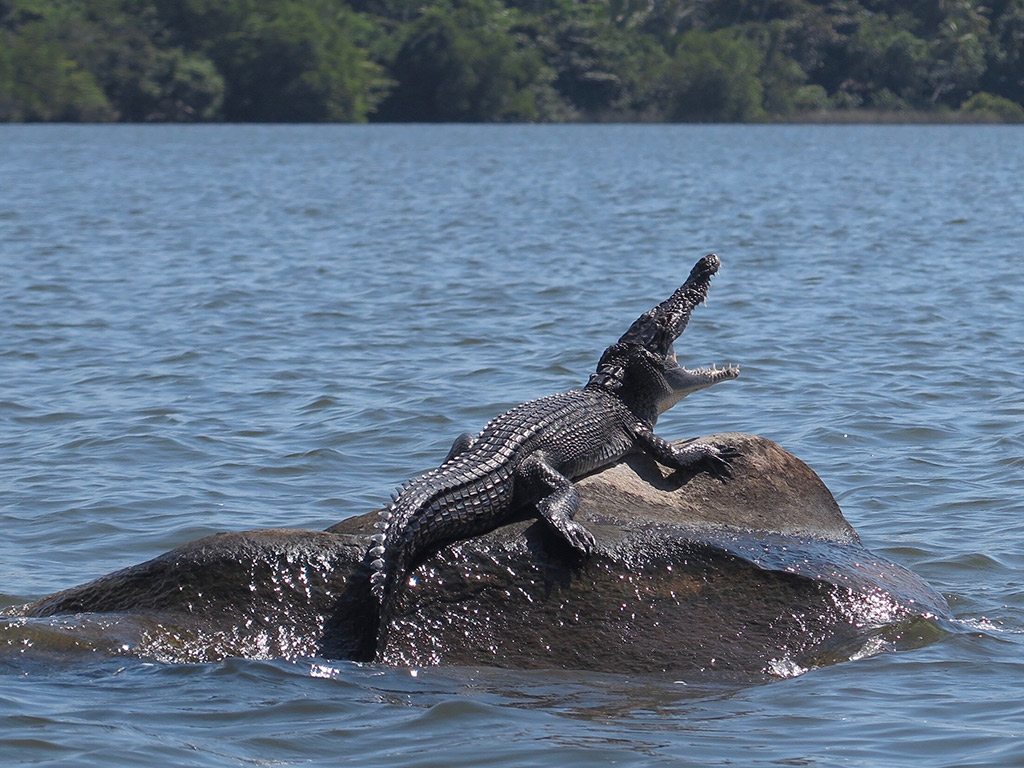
[1,124,1023,766]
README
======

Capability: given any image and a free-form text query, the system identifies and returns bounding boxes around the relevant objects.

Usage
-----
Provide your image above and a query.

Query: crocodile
[368,253,740,658]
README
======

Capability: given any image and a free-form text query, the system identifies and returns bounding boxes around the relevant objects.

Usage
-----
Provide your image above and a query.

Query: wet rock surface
[8,434,948,678]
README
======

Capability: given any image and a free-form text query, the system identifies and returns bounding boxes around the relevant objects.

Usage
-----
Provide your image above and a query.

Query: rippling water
[2,124,1023,766]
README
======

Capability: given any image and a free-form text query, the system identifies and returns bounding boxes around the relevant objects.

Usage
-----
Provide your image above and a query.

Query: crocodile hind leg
[518,455,597,555]
[443,433,476,463]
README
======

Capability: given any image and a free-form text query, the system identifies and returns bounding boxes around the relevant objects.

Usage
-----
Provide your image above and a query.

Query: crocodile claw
[562,520,597,556]
[703,444,741,480]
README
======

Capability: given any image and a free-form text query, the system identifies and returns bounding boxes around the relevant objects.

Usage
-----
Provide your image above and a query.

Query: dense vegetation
[2,0,1023,122]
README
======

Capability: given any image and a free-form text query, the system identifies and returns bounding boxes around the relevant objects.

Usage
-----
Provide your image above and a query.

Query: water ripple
[2,124,1024,767]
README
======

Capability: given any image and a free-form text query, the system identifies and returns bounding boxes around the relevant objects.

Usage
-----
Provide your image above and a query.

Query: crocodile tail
[368,501,397,604]
[370,474,442,606]
[370,491,411,661]
[372,585,395,662]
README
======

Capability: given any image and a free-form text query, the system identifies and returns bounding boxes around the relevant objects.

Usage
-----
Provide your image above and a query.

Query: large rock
[4,434,948,679]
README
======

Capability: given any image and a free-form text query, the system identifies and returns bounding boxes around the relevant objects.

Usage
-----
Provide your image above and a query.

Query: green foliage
[847,16,931,106]
[527,1,669,119]
[790,84,829,112]
[2,0,1024,122]
[664,29,767,121]
[0,0,222,121]
[961,90,1024,121]
[737,21,812,115]
[82,23,224,121]
[0,0,386,121]
[376,0,546,121]
[173,0,388,121]
[0,3,115,120]
[926,7,988,105]
[119,49,224,121]
[982,0,1024,104]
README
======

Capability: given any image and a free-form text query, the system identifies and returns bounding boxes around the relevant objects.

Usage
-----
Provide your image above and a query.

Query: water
[1,124,1023,766]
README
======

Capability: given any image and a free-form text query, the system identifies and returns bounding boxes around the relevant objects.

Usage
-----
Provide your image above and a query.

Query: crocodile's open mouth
[590,254,737,400]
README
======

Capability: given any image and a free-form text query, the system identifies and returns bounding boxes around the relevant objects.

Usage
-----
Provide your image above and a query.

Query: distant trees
[0,1,116,120]
[152,0,388,120]
[529,1,668,119]
[2,0,1023,122]
[375,0,546,121]
[0,0,386,121]
[664,30,767,121]
[981,0,1024,105]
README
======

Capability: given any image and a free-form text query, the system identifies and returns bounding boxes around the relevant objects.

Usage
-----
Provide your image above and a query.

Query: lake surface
[1,124,1023,766]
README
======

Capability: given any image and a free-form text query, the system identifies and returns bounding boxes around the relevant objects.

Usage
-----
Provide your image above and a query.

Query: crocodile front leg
[518,455,597,555]
[634,426,738,479]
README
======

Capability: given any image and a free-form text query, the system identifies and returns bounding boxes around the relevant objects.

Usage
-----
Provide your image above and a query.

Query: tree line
[2,0,1023,122]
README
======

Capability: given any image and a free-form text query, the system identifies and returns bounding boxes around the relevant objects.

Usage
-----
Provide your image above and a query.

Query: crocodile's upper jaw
[616,253,721,354]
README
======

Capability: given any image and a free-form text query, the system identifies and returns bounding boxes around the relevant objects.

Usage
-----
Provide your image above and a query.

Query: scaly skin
[368,254,739,660]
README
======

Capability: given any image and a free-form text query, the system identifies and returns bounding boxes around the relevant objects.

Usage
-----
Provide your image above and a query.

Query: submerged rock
[5,434,948,679]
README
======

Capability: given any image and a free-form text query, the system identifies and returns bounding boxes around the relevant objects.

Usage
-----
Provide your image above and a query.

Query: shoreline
[3,110,1022,126]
